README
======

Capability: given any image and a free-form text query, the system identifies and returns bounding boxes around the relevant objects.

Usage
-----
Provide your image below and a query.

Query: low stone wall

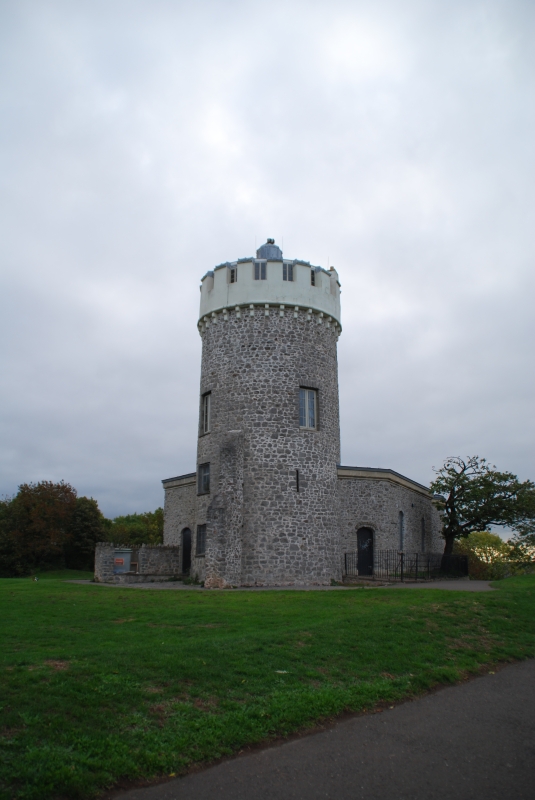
[138,545,182,575]
[94,542,115,582]
[94,542,181,583]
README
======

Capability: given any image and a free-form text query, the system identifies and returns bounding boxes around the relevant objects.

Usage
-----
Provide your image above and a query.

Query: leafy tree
[65,496,107,570]
[0,481,106,576]
[454,531,535,580]
[459,531,509,564]
[104,508,164,546]
[430,457,535,555]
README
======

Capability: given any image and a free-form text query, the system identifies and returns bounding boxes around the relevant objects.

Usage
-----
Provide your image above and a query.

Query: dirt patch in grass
[44,660,69,671]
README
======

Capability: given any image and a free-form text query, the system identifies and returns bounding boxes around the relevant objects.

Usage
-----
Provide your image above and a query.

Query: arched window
[399,511,404,551]
[421,517,426,552]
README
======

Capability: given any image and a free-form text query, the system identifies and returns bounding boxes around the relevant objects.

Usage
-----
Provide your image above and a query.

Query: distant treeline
[0,481,163,577]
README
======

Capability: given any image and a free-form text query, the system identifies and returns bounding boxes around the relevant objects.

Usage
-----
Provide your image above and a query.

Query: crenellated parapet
[198,246,342,333]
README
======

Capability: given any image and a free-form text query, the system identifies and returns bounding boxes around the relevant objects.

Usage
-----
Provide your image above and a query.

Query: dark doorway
[357,527,374,576]
[181,528,192,574]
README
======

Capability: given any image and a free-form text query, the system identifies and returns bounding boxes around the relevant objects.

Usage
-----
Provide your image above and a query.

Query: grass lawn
[1,572,534,800]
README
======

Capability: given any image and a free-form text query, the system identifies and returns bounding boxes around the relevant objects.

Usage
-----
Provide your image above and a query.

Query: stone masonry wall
[94,542,182,583]
[138,545,182,575]
[204,431,244,588]
[163,478,196,547]
[337,476,443,571]
[197,306,341,586]
[94,542,115,582]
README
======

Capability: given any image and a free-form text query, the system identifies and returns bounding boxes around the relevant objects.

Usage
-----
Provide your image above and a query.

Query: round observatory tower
[195,239,342,587]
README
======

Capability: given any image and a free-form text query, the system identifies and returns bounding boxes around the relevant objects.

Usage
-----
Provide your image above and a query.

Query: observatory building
[162,240,442,587]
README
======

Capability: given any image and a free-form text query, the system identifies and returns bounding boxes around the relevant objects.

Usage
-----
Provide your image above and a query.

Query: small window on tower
[196,524,207,556]
[299,388,317,430]
[201,392,211,434]
[229,266,237,283]
[310,269,316,286]
[197,463,210,494]
[283,263,294,282]
[254,261,267,280]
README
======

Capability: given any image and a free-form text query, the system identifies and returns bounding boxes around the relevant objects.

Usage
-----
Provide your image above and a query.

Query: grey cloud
[1,0,533,518]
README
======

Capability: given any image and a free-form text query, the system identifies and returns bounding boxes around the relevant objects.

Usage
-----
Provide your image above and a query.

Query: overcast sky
[1,0,533,521]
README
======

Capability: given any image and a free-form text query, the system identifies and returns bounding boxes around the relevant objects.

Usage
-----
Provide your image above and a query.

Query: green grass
[1,574,534,800]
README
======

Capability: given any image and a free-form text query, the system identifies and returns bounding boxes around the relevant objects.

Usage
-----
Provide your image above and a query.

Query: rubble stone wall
[94,542,115,582]
[138,545,182,575]
[337,474,443,567]
[196,306,342,586]
[94,542,182,583]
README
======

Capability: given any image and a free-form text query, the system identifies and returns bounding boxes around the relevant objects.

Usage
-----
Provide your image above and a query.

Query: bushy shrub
[454,531,535,580]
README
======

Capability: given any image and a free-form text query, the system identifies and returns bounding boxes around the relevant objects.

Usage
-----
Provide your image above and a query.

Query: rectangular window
[196,524,206,556]
[283,263,294,282]
[299,388,317,429]
[229,266,237,283]
[201,393,211,434]
[310,269,315,286]
[198,463,210,494]
[254,261,267,280]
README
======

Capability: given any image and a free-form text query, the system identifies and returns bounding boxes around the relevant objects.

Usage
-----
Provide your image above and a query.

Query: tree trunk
[443,534,455,555]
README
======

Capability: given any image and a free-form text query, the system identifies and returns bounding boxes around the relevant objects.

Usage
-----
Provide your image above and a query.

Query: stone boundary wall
[94,542,182,584]
[138,545,182,575]
[94,542,115,582]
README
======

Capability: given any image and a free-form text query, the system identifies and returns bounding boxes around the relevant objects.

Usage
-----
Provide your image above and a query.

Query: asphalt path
[110,659,535,800]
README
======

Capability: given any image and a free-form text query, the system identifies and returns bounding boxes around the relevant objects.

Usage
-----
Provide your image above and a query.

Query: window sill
[195,553,206,558]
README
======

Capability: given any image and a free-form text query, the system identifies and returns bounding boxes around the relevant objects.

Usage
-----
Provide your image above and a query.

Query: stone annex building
[157,239,442,588]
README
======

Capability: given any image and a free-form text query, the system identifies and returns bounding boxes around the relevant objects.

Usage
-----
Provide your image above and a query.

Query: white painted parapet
[198,240,342,332]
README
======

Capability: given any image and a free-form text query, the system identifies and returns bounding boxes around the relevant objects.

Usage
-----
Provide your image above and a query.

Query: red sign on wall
[114,558,124,565]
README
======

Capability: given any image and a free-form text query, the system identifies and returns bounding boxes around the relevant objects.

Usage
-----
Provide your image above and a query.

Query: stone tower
[195,240,343,587]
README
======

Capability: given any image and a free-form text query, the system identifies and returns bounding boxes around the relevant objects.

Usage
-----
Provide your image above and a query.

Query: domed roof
[256,238,283,260]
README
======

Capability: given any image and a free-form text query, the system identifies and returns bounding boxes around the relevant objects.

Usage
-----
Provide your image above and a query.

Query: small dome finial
[256,238,282,260]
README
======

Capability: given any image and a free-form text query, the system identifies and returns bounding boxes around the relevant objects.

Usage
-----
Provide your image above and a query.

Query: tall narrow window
[299,388,317,429]
[310,268,315,286]
[196,524,207,556]
[254,261,267,280]
[283,263,294,281]
[399,511,405,551]
[421,517,426,552]
[198,463,210,494]
[201,393,211,434]
[229,266,237,283]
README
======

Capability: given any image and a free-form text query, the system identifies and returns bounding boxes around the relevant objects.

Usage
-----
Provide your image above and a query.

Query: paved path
[383,580,494,592]
[69,580,494,592]
[111,659,535,800]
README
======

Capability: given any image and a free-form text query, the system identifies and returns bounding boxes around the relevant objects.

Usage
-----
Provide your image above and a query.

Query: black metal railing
[344,550,468,581]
